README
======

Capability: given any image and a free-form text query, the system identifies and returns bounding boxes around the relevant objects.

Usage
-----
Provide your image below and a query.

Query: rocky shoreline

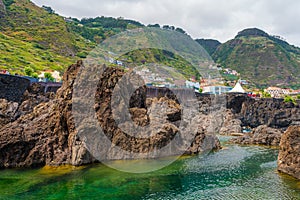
[0,61,299,180]
[278,126,300,179]
[0,61,221,168]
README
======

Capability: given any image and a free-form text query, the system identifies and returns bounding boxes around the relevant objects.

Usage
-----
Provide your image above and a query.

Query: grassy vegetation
[0,32,75,74]
[2,2,299,89]
[195,39,221,55]
[284,95,297,105]
[66,16,144,43]
[0,0,93,75]
[1,0,198,79]
[120,48,201,80]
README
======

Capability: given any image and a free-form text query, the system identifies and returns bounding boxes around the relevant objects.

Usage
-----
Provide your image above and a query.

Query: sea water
[0,136,299,200]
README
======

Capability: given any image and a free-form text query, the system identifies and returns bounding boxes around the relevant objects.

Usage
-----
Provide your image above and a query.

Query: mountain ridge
[0,1,299,88]
[212,28,300,88]
[195,39,221,55]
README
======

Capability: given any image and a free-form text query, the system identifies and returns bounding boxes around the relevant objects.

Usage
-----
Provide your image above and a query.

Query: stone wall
[0,74,30,102]
[37,82,62,93]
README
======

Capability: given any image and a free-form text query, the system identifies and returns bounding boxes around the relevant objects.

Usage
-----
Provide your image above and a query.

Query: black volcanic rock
[278,126,300,180]
[230,125,283,146]
[0,74,30,102]
[0,83,54,128]
[0,61,221,169]
[226,94,300,146]
[239,98,300,129]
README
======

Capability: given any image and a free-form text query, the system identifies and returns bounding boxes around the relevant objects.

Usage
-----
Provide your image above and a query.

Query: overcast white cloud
[32,0,300,46]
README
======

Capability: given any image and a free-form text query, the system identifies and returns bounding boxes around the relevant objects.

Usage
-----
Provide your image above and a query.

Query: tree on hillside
[162,25,170,30]
[24,67,34,77]
[175,27,186,34]
[147,24,160,28]
[284,95,296,105]
[44,72,55,82]
[2,0,15,7]
[261,90,271,98]
[42,5,55,14]
[32,73,38,79]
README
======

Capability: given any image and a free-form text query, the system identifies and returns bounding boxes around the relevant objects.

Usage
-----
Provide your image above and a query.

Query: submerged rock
[230,125,283,146]
[278,126,300,180]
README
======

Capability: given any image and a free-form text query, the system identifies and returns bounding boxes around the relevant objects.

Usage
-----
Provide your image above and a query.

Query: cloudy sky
[32,0,300,46]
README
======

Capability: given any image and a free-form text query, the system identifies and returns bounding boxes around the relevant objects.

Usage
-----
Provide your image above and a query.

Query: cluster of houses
[221,68,240,76]
[133,67,248,94]
[264,87,300,98]
[135,68,177,88]
[2,64,299,98]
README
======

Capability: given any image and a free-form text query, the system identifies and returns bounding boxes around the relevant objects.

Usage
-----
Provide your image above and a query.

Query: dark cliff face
[0,61,220,169]
[225,94,300,129]
[240,98,300,129]
[0,62,81,168]
[226,94,299,146]
[1,61,298,169]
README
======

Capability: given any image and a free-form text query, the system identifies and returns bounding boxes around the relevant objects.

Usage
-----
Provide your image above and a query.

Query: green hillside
[0,0,203,80]
[213,28,300,88]
[195,39,221,55]
[0,0,145,75]
[1,1,299,88]
[0,0,195,78]
[0,0,94,74]
[66,16,144,44]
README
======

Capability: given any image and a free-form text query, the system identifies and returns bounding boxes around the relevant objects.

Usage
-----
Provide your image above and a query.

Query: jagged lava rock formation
[0,61,220,168]
[278,126,300,180]
[228,95,300,146]
[0,83,54,127]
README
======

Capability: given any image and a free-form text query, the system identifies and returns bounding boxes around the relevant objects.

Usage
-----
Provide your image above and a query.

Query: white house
[185,80,200,90]
[265,87,291,98]
[38,71,62,82]
[203,86,232,95]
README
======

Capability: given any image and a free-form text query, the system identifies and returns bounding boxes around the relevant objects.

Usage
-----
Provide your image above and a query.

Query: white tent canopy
[229,82,246,93]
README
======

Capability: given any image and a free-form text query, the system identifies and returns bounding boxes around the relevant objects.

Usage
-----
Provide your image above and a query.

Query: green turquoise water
[0,136,299,200]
